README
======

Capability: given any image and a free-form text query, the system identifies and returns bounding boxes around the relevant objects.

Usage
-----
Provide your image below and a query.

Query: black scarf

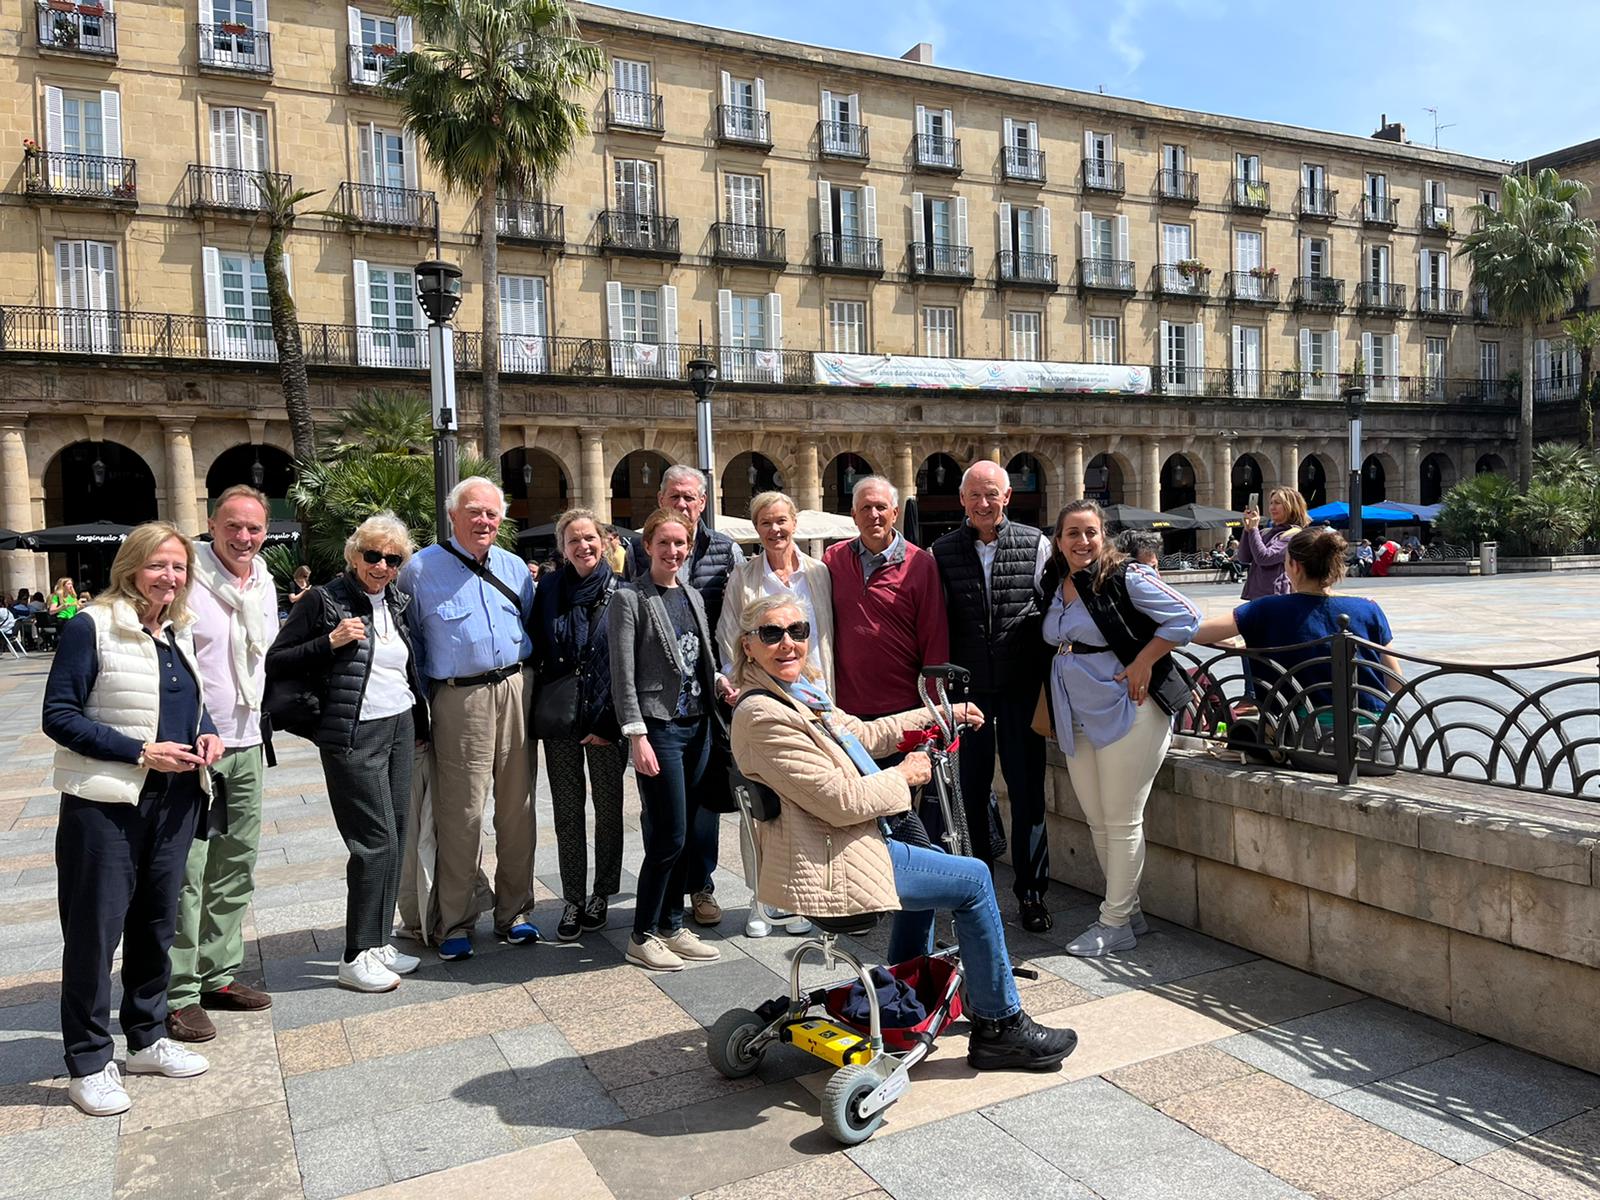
[554,559,614,660]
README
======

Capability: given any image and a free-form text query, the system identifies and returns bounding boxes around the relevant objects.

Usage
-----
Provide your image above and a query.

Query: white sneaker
[770,906,813,936]
[1066,920,1138,958]
[126,1038,209,1078]
[660,927,722,962]
[338,949,402,993]
[67,1062,130,1116]
[744,910,772,938]
[375,944,420,976]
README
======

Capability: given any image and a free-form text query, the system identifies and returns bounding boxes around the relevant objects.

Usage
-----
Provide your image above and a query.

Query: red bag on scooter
[822,954,965,1052]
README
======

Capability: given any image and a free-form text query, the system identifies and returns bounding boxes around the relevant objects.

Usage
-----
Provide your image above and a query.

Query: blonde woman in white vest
[42,522,224,1117]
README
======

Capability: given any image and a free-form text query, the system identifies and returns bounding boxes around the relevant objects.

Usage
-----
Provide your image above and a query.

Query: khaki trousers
[428,671,536,940]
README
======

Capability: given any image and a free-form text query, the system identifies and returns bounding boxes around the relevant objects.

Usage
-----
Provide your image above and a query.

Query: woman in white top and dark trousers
[266,515,429,993]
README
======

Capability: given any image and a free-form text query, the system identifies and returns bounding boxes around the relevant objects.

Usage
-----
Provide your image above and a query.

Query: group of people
[40,460,1400,1115]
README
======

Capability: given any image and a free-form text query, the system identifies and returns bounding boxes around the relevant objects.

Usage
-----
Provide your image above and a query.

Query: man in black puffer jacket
[931,460,1053,933]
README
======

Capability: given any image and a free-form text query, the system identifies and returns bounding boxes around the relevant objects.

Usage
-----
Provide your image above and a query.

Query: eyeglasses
[361,550,404,568]
[751,621,811,646]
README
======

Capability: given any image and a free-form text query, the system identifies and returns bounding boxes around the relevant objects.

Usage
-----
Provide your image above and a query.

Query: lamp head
[1341,382,1367,420]
[686,357,718,402]
[414,259,463,324]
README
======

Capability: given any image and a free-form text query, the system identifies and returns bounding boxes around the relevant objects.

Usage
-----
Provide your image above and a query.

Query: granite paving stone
[1150,958,1365,1031]
[340,983,544,1061]
[0,1119,119,1199]
[690,1152,880,1200]
[1385,1167,1543,1199]
[648,955,788,1028]
[984,1076,1210,1178]
[1469,1107,1600,1199]
[284,1035,513,1132]
[847,1110,1096,1200]
[1104,1043,1259,1105]
[291,1118,390,1200]
[486,1024,627,1136]
[276,1022,354,1077]
[1031,923,1260,997]
[113,1102,301,1200]
[366,1095,523,1183]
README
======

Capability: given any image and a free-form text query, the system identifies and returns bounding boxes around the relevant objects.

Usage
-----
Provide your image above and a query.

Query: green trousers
[167,745,264,1008]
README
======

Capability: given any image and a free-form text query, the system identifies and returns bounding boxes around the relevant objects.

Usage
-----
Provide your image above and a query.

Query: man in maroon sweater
[823,475,950,723]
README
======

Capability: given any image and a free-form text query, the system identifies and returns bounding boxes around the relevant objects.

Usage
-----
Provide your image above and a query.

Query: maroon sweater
[824,539,950,716]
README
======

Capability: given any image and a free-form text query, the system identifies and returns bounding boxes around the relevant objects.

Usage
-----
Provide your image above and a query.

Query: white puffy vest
[51,601,213,805]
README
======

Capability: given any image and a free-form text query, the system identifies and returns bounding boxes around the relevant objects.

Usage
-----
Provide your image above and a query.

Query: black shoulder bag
[532,579,617,741]
[727,689,784,821]
[441,542,526,612]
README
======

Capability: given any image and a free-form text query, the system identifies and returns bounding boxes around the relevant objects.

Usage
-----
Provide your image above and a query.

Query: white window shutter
[915,103,926,134]
[605,280,623,344]
[1300,235,1310,278]
[716,288,733,373]
[100,91,122,159]
[721,70,732,106]
[1298,328,1312,372]
[911,191,925,246]
[1040,205,1051,255]
[848,93,858,122]
[395,15,413,50]
[955,195,968,247]
[863,185,877,238]
[199,0,213,22]
[1361,331,1374,379]
[1081,212,1092,258]
[1115,214,1129,262]
[256,0,267,23]
[45,86,64,151]
[754,77,765,113]
[997,202,1012,255]
[1419,248,1429,288]
[942,108,952,134]
[202,247,225,356]
[1028,120,1038,149]
[767,291,783,349]
[1330,336,1340,376]
[1192,321,1204,370]
[358,123,374,185]
[817,180,832,238]
[820,87,832,117]
[1083,129,1094,159]
[242,111,264,172]
[1003,116,1014,146]
[347,6,361,50]
[1440,253,1449,289]
[1232,324,1243,371]
[661,285,680,374]
[402,132,419,188]
[1535,338,1550,383]
[1387,333,1400,398]
[352,259,372,365]
[1159,320,1171,369]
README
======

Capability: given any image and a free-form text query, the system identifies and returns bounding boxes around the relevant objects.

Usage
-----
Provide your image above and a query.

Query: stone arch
[1005,452,1048,528]
[609,450,674,530]
[500,447,572,529]
[1159,452,1201,510]
[1230,453,1267,511]
[1476,452,1509,476]
[1361,450,1399,505]
[601,430,691,481]
[720,451,782,520]
[1298,453,1334,509]
[1086,450,1133,506]
[205,444,296,516]
[821,451,876,514]
[1419,451,1458,507]
[41,439,160,592]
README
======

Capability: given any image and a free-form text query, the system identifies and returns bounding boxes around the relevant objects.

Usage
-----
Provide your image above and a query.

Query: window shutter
[1439,253,1449,289]
[605,280,623,344]
[1159,320,1171,370]
[848,93,858,123]
[1536,338,1550,383]
[911,190,925,247]
[1298,328,1312,372]
[817,180,832,239]
[955,195,968,248]
[202,246,226,356]
[997,202,1012,256]
[209,108,228,166]
[1039,205,1051,255]
[1192,321,1204,371]
[45,86,64,151]
[395,15,413,50]
[1300,235,1310,278]
[1081,212,1092,258]
[1330,335,1340,377]
[820,87,832,118]
[242,111,264,172]
[716,288,733,373]
[1115,214,1129,262]
[1361,332,1373,380]
[1083,129,1094,159]
[256,0,267,24]
[1387,333,1400,399]
[352,259,372,365]
[347,6,361,51]
[721,70,732,106]
[863,185,877,238]
[942,108,952,135]
[402,131,419,188]
[55,241,81,307]
[358,123,375,185]
[767,290,784,382]
[1028,120,1038,148]
[85,242,115,313]
[915,103,926,135]
[100,91,122,159]
[754,77,765,114]
[199,0,214,26]
[661,285,680,374]
[1003,116,1014,147]
[1232,324,1244,372]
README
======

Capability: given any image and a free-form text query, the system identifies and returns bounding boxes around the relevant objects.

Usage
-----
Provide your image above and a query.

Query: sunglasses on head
[751,621,811,646]
[361,550,404,568]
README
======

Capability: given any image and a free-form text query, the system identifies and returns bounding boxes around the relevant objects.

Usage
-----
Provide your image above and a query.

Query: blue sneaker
[499,922,540,945]
[437,937,473,961]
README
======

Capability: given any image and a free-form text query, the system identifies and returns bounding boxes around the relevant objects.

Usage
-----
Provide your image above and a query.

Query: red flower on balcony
[370,42,396,55]
[220,20,248,33]
[78,2,104,15]
[22,137,40,152]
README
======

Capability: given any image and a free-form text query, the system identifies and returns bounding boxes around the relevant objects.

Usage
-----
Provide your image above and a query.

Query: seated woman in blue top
[1041,500,1200,959]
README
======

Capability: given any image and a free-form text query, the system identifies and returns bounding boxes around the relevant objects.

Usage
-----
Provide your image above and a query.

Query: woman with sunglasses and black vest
[265,513,429,994]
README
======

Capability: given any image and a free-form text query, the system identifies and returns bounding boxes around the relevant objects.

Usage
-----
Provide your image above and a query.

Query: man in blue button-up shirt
[398,477,538,961]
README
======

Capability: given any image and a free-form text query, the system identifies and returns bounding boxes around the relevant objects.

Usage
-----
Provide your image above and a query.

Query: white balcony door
[1361,331,1401,400]
[54,239,118,352]
[1367,244,1390,285]
[1365,172,1387,213]
[205,0,262,55]
[835,186,861,239]
[725,173,764,256]
[46,87,123,192]
[1014,206,1036,256]
[1232,324,1261,395]
[1425,335,1448,397]
[499,275,547,373]
[1160,320,1204,395]
[359,124,416,222]
[349,7,406,83]
[353,261,423,367]
[1084,130,1113,186]
[1298,328,1338,397]
[614,158,656,214]
[1480,341,1500,390]
[1162,222,1192,291]
[209,107,267,205]
[606,281,678,378]
[203,247,276,361]
[716,290,783,382]
[1234,229,1263,298]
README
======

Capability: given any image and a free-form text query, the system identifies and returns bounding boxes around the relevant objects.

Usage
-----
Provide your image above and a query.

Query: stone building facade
[0,0,1519,592]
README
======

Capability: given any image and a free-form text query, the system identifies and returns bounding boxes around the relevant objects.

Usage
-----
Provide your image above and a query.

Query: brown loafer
[691,891,722,926]
[200,981,272,1011]
[165,1004,217,1043]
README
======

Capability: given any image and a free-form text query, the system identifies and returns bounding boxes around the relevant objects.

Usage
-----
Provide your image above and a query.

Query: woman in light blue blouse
[1042,501,1200,959]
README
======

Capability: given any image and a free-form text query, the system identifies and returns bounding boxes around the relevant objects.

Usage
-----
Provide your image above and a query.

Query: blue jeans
[633,716,710,938]
[884,840,1021,1021]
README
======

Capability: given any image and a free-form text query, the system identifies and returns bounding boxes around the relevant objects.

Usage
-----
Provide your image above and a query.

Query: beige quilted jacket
[729,668,929,918]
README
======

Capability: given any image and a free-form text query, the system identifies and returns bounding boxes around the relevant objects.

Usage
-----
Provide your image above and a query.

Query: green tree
[1436,471,1520,549]
[250,172,324,461]
[1458,169,1599,487]
[1561,311,1600,448]
[385,0,604,467]
[1510,480,1590,554]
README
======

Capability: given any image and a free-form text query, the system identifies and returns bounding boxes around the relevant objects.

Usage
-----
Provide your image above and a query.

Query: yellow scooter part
[783,1018,874,1067]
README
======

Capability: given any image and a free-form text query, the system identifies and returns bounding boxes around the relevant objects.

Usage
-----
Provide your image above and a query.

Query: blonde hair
[748,490,797,525]
[1268,486,1310,529]
[344,511,415,568]
[53,576,76,598]
[100,522,196,624]
[731,591,818,684]
[640,507,693,547]
[554,507,602,551]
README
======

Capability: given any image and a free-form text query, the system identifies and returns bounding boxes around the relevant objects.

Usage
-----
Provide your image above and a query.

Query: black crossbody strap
[441,541,524,611]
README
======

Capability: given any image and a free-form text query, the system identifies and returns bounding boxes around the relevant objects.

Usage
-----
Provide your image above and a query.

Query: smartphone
[1247,491,1259,513]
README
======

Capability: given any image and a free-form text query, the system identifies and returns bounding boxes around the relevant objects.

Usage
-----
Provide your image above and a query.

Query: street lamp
[415,259,463,545]
[1342,380,1367,549]
[687,357,719,530]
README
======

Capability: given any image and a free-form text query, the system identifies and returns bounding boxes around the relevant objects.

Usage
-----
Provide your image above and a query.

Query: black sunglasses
[361,550,404,568]
[752,621,811,646]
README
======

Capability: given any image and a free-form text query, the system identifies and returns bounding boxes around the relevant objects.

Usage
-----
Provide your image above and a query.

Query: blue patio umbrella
[1378,502,1442,522]
[1307,501,1416,524]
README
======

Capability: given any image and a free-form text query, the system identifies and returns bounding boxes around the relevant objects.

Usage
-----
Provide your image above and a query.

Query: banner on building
[812,353,1151,395]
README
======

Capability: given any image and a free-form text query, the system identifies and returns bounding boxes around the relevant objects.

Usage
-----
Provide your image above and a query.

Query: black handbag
[263,672,322,740]
[532,671,582,740]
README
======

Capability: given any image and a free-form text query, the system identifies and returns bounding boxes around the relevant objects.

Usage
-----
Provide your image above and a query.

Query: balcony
[1082,158,1125,194]
[1157,169,1199,204]
[36,3,116,56]
[1155,364,1213,397]
[606,88,664,134]
[1297,187,1338,221]
[909,242,974,281]
[597,210,680,259]
[913,133,961,173]
[332,181,437,231]
[997,251,1057,289]
[818,121,869,160]
[1231,178,1271,213]
[186,165,291,214]
[1078,257,1136,294]
[347,43,397,90]
[716,105,772,149]
[710,223,786,267]
[1152,263,1210,299]
[1354,281,1407,315]
[1418,287,1464,319]
[492,198,563,248]
[22,150,137,205]
[1003,146,1046,183]
[1362,195,1399,227]
[1292,275,1345,311]
[1471,287,1503,323]
[1225,270,1280,305]
[196,23,271,74]
[814,233,883,275]
[1420,205,1455,237]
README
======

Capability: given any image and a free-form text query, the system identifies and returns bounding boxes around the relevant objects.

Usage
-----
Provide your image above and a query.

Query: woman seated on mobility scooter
[728,592,1078,1072]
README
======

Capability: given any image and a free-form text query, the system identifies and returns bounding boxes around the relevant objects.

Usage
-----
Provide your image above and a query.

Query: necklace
[370,600,396,644]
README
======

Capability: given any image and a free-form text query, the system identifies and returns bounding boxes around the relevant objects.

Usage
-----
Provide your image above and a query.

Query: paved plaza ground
[1,573,1599,1200]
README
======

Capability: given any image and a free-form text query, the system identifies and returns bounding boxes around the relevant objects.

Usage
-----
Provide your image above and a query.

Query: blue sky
[603,0,1600,164]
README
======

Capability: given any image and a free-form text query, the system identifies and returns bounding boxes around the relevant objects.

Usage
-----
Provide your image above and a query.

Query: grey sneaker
[1066,920,1138,958]
[1130,909,1150,937]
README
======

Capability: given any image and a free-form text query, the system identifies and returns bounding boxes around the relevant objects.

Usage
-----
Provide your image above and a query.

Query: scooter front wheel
[820,1063,887,1145]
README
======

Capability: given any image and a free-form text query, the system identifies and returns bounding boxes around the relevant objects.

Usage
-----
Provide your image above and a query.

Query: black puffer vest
[1069,561,1191,717]
[298,574,428,748]
[931,519,1047,693]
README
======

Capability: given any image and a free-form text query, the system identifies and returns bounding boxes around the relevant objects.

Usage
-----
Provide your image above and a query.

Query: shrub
[1436,472,1520,549]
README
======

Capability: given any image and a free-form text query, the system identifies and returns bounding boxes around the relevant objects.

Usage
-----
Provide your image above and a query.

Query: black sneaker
[580,894,608,931]
[967,1010,1078,1072]
[556,903,582,942]
[1019,899,1053,934]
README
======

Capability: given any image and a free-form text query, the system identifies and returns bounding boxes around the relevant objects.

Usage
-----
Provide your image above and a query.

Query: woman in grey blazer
[609,508,735,972]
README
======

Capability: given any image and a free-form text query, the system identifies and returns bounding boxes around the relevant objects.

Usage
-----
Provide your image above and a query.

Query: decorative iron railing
[1157,169,1199,202]
[716,105,771,147]
[710,223,786,266]
[493,198,563,245]
[997,250,1057,287]
[1003,146,1046,182]
[1152,264,1210,298]
[605,88,663,132]
[1355,281,1407,313]
[196,22,271,73]
[909,242,974,279]
[1082,158,1125,193]
[1418,287,1465,318]
[1231,178,1271,211]
[597,210,680,257]
[22,149,136,201]
[333,181,438,230]
[186,165,291,212]
[1078,257,1136,291]
[1225,271,1280,303]
[37,3,115,55]
[818,120,869,159]
[347,42,396,88]
[814,233,883,274]
[1292,276,1345,310]
[913,133,961,172]
[1296,186,1338,219]
[1362,195,1399,226]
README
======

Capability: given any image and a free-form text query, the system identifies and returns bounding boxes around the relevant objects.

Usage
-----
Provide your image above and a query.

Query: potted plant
[46,0,75,11]
[1176,258,1209,281]
[1248,265,1278,280]
[22,137,40,153]
[78,2,103,15]
[51,12,79,44]
[370,41,396,55]
[112,177,136,199]
[220,20,248,33]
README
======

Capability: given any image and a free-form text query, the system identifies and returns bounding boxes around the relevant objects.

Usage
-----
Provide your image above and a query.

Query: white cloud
[1107,0,1146,76]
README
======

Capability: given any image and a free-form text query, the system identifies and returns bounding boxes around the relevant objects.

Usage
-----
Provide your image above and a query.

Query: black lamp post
[1342,380,1367,549]
[415,259,463,545]
[687,357,719,530]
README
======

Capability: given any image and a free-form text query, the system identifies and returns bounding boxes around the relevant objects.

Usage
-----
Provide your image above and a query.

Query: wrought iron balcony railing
[597,210,680,258]
[1470,287,1503,323]
[36,3,116,55]
[1078,257,1136,292]
[1362,195,1399,226]
[818,121,869,159]
[1225,270,1280,304]
[606,88,664,133]
[333,181,438,231]
[1355,281,1407,313]
[493,198,563,246]
[1152,264,1210,298]
[909,242,974,279]
[186,165,291,212]
[1292,275,1345,310]
[1082,158,1125,194]
[913,133,961,172]
[1296,186,1338,220]
[347,43,397,88]
[1231,178,1271,212]
[717,105,772,147]
[1420,205,1455,236]
[1003,146,1045,182]
[1418,286,1464,318]
[710,223,786,266]
[196,22,271,73]
[1157,169,1199,203]
[997,251,1057,288]
[814,233,883,274]
[22,149,136,202]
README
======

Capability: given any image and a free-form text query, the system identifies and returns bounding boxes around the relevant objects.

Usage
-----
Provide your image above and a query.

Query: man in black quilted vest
[930,460,1054,932]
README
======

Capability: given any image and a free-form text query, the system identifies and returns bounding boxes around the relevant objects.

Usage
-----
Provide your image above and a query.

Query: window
[1302,163,1326,191]
[1304,236,1329,279]
[1366,244,1390,284]
[724,173,765,226]
[611,58,654,126]
[54,239,119,351]
[1298,328,1338,396]
[605,281,679,377]
[1008,311,1041,361]
[353,261,422,367]
[1479,188,1500,212]
[1233,229,1264,297]
[43,87,127,193]
[719,71,766,140]
[828,300,866,353]
[1364,172,1389,219]
[347,7,410,84]
[1089,317,1120,365]
[820,88,862,155]
[921,306,956,357]
[1235,152,1261,182]
[915,104,956,168]
[1232,325,1262,394]
[358,122,419,222]
[1361,331,1400,400]
[204,0,264,63]
[1084,130,1115,187]
[1161,222,1194,292]
[1160,320,1204,394]
[1003,118,1040,178]
[614,158,657,213]
[912,191,968,272]
[999,203,1052,277]
[1424,179,1448,210]
[1160,143,1188,197]
[499,275,547,373]
[718,289,785,381]
[817,181,879,268]
[1421,248,1450,302]
[1425,335,1448,398]
[202,247,274,360]
[1535,338,1580,401]
[618,286,658,342]
[206,107,268,205]
[1480,341,1500,388]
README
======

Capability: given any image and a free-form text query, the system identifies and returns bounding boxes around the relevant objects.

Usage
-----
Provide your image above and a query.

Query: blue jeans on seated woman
[883,840,1021,1021]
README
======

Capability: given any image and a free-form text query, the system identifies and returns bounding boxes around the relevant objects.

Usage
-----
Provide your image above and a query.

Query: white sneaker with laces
[375,944,421,976]
[661,927,722,962]
[338,949,402,993]
[67,1062,130,1116]
[126,1038,210,1078]
[744,911,772,938]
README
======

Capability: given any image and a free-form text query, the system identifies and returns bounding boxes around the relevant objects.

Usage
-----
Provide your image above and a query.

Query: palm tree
[251,172,323,462]
[1561,311,1600,448]
[1459,169,1599,487]
[385,0,604,467]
